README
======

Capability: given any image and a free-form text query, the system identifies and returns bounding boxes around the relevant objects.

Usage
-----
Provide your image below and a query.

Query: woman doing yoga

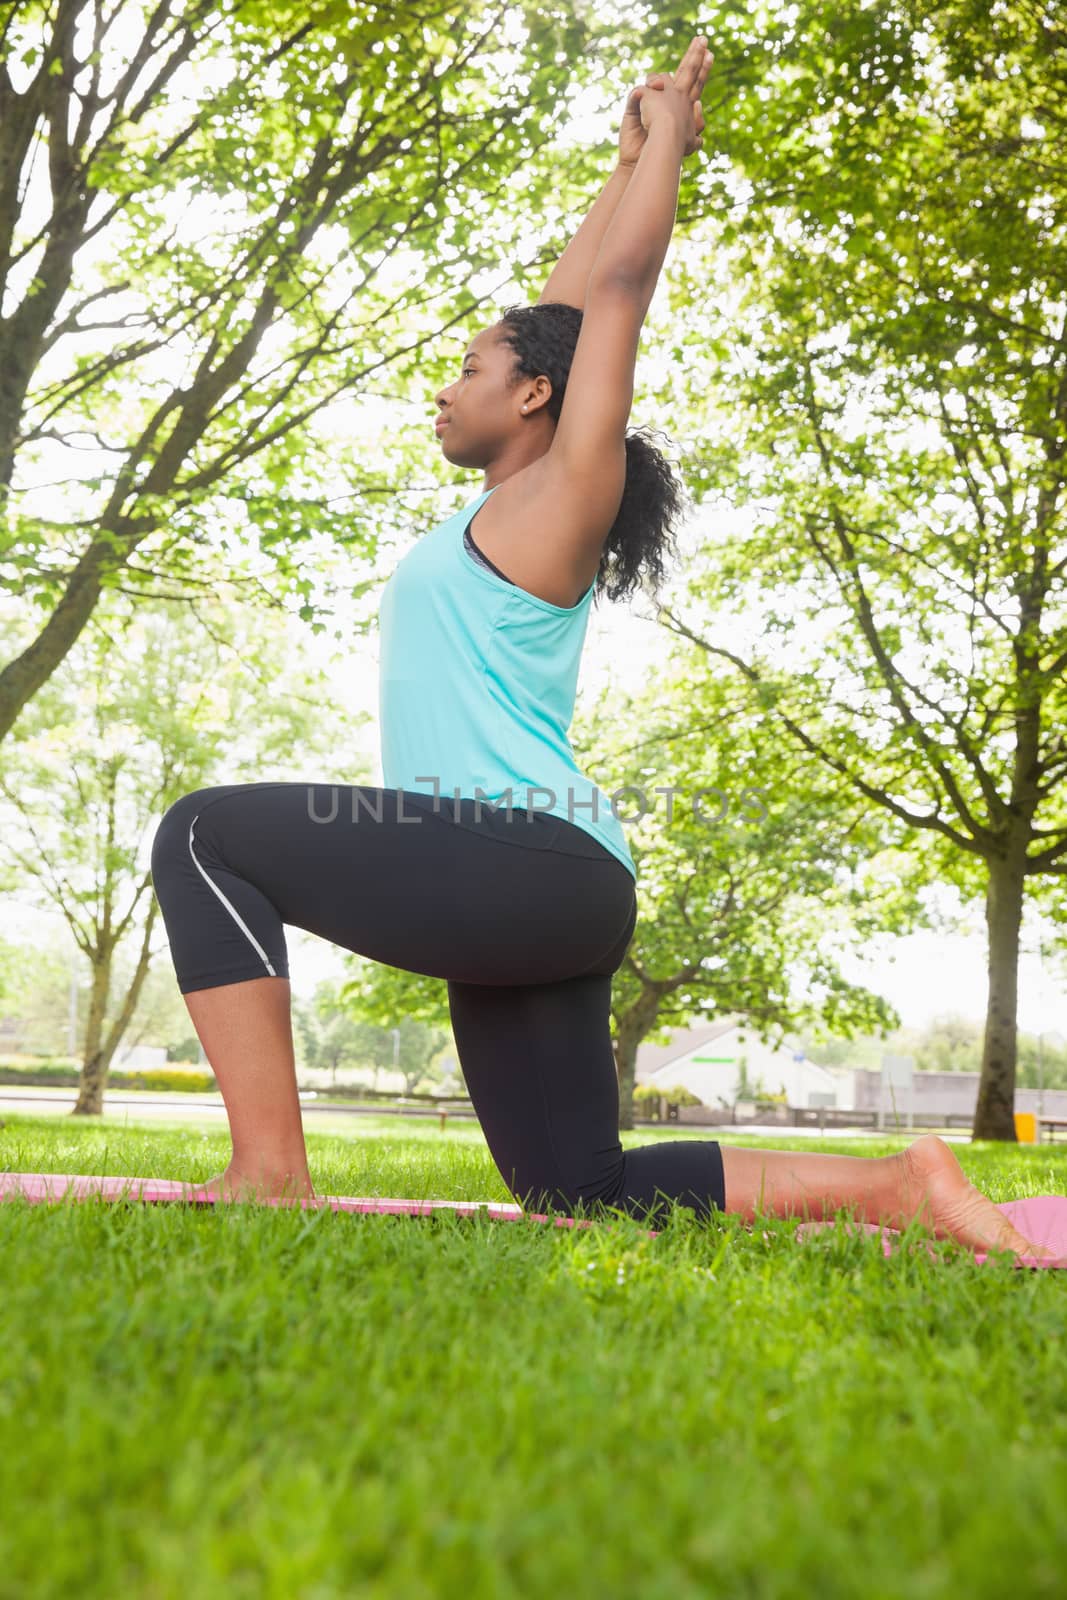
[150,35,1054,1264]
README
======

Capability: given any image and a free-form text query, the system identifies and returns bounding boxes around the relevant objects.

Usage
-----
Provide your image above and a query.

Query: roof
[634,1015,742,1078]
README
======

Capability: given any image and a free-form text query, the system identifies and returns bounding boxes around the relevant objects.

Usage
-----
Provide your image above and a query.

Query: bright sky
[3,13,1066,1042]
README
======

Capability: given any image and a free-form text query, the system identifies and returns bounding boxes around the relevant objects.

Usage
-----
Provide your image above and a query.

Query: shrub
[0,1061,216,1092]
[116,1069,216,1093]
[632,1084,703,1120]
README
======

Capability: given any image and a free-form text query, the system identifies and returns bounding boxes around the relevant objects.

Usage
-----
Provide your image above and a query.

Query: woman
[150,36,1052,1264]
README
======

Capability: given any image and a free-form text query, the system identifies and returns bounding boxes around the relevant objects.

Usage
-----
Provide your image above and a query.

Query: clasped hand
[618,33,713,167]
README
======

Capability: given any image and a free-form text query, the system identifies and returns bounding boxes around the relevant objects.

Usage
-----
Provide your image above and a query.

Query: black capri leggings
[149,782,725,1226]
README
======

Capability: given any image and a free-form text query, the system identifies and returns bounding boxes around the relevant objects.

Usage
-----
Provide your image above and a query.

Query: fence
[642,1100,982,1132]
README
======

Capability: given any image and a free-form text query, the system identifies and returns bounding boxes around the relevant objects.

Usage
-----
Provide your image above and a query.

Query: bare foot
[183,1165,316,1205]
[898,1135,1058,1264]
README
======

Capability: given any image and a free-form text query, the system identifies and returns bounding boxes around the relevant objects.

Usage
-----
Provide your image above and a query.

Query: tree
[659,0,1067,1138]
[112,954,210,1065]
[391,1015,450,1095]
[0,0,672,738]
[0,933,197,1064]
[0,933,75,1054]
[337,961,457,1093]
[0,931,26,1011]
[339,957,451,1032]
[0,589,367,1112]
[570,667,932,1129]
[294,982,393,1086]
[802,1011,1067,1089]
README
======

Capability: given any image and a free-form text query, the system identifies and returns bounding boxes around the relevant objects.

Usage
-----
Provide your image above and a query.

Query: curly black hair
[494,300,691,607]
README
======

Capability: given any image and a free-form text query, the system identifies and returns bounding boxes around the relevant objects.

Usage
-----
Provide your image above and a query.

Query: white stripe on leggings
[188,813,277,978]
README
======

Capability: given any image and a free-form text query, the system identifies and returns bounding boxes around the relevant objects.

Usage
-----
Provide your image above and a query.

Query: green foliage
[297,978,451,1094]
[0,1061,85,1086]
[804,1017,1067,1091]
[0,589,364,1091]
[632,1083,702,1117]
[166,1036,203,1065]
[572,664,911,1069]
[5,0,1064,1147]
[0,0,687,733]
[0,1063,214,1092]
[115,1068,216,1094]
[0,936,24,1007]
[338,959,452,1032]
[656,0,1067,1130]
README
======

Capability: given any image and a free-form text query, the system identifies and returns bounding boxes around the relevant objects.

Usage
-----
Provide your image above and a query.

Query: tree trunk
[973,842,1027,1141]
[613,990,661,1131]
[72,952,114,1117]
[71,896,159,1116]
[0,546,108,741]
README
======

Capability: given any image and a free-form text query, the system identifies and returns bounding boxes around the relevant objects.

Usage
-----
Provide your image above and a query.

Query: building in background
[636,1017,837,1112]
[635,1016,1067,1124]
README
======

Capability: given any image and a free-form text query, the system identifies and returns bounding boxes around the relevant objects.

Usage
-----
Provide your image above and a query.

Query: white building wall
[639,1022,840,1109]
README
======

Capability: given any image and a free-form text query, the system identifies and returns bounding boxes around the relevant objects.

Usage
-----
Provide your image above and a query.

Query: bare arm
[536,36,711,310]
[586,117,686,311]
[537,163,635,309]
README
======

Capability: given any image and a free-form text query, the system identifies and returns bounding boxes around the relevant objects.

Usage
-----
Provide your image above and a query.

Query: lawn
[2,1112,1065,1600]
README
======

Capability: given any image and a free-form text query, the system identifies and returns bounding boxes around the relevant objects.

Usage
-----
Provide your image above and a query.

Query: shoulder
[467,452,621,609]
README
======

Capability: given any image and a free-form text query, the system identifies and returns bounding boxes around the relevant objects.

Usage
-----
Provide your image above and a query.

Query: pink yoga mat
[794,1194,1067,1267]
[0,1172,602,1233]
[2,1173,1066,1266]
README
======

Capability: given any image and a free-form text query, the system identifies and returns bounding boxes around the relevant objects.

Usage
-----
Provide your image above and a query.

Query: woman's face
[433,324,551,467]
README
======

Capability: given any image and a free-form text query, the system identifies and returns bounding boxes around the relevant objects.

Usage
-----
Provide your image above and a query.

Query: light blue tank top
[378,484,635,880]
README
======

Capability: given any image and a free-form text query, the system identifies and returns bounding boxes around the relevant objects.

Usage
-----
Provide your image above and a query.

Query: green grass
[2,1113,1066,1600]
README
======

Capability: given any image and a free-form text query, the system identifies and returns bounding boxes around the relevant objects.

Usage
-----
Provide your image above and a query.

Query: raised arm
[537,163,635,310]
[536,38,712,560]
[542,117,686,523]
[585,40,710,305]
[536,36,711,310]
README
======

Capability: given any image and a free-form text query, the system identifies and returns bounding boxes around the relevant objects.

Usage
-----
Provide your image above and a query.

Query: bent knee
[150,788,222,875]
